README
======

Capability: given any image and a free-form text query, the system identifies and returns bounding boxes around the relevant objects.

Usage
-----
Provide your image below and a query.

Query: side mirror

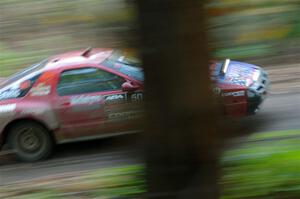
[121,82,140,92]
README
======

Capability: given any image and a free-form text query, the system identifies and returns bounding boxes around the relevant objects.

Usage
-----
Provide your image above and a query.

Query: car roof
[43,48,113,71]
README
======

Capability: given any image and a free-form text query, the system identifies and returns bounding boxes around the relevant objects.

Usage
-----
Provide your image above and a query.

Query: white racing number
[131,93,143,103]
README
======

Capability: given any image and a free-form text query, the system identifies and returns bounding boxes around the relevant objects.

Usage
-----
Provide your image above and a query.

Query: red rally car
[0,48,269,161]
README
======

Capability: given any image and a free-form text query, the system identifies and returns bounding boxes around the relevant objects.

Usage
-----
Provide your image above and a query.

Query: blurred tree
[135,0,220,198]
[207,0,300,63]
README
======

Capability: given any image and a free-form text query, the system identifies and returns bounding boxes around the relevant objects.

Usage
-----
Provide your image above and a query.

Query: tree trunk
[135,0,220,198]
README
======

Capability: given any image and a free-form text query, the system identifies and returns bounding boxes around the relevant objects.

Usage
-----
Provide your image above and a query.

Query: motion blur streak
[208,0,300,66]
[0,0,300,199]
[0,0,134,76]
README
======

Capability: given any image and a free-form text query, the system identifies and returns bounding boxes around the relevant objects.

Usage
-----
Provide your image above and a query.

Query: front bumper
[247,68,270,114]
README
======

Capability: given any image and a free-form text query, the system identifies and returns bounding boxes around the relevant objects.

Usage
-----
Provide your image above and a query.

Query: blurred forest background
[1,0,300,76]
[0,0,300,198]
[0,0,135,76]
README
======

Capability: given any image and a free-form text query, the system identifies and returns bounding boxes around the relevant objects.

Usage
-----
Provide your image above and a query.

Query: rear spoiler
[81,47,93,57]
[221,59,230,75]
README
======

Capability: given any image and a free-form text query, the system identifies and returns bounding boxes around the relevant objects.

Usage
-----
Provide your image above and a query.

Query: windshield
[0,59,48,88]
[107,50,140,66]
[102,50,144,82]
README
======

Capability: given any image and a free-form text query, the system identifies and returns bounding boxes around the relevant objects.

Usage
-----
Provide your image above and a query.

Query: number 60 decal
[131,93,143,103]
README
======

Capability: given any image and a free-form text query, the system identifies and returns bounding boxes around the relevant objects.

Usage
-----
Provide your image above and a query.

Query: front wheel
[8,122,54,162]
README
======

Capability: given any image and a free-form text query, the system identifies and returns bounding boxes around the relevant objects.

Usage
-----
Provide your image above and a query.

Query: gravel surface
[265,64,300,94]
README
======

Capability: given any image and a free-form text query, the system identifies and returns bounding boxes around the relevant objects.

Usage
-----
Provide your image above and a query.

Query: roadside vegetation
[0,164,145,199]
[222,129,300,199]
[2,130,300,198]
[0,0,133,77]
[2,0,300,78]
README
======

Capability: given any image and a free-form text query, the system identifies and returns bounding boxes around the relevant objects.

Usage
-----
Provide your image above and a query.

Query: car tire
[8,122,53,162]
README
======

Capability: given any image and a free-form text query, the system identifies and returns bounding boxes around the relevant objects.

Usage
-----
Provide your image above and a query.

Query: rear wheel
[8,122,53,162]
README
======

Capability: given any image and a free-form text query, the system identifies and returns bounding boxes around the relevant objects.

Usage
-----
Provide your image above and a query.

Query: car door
[54,66,129,140]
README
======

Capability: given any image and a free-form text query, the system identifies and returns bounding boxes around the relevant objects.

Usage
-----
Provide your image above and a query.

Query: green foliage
[0,0,134,78]
[0,43,48,76]
[221,130,300,199]
[87,165,146,198]
[209,0,300,61]
[213,44,272,59]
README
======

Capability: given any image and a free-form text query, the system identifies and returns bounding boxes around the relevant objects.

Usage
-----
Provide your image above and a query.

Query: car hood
[213,60,261,87]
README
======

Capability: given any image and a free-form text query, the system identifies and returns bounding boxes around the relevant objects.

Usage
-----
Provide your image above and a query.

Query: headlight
[253,70,261,82]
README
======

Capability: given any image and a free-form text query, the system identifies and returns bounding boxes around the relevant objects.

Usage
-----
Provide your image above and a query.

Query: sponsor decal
[20,109,45,115]
[71,104,101,112]
[70,95,102,105]
[130,92,143,103]
[104,94,126,104]
[225,64,256,86]
[105,94,125,101]
[108,110,142,120]
[222,91,245,97]
[0,104,16,114]
[30,83,51,96]
[0,89,20,100]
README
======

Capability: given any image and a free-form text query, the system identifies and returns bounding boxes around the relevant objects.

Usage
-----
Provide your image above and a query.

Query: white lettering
[21,109,44,115]
[108,111,142,120]
[105,94,124,101]
[222,91,245,97]
[31,83,51,96]
[71,95,102,105]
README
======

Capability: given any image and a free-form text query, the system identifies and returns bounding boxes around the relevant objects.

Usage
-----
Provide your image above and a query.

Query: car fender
[0,100,60,147]
[216,83,248,117]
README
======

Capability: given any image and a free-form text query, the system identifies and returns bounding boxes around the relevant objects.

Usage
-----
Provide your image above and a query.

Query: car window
[57,67,125,96]
[102,50,144,82]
